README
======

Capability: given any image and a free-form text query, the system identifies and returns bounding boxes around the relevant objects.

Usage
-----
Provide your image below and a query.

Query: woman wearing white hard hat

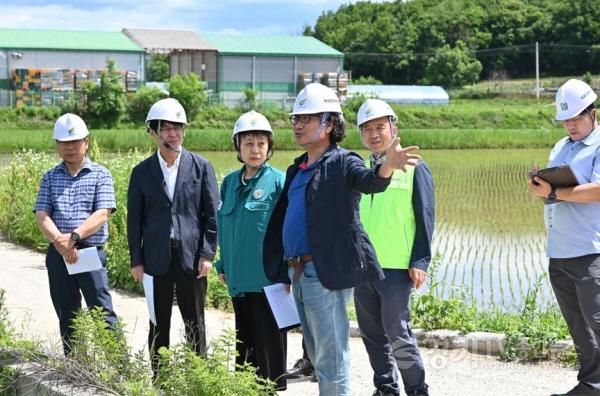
[263,83,421,396]
[215,110,287,390]
[528,79,600,396]
[355,99,434,396]
[33,113,118,354]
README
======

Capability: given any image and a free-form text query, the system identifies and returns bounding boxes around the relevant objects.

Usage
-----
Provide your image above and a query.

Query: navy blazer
[263,144,390,290]
[127,148,219,276]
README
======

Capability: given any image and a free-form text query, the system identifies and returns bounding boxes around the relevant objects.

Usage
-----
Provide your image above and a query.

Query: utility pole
[535,41,540,104]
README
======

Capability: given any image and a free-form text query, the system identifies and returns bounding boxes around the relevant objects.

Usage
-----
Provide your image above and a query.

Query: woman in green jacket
[215,110,286,390]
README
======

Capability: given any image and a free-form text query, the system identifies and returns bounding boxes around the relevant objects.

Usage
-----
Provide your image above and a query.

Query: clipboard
[529,164,579,204]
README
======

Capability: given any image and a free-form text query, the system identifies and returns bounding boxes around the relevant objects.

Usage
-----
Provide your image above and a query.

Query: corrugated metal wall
[2,50,144,79]
[170,50,218,91]
[218,54,342,106]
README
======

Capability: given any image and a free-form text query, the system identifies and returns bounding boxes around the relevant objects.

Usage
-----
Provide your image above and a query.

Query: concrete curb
[11,362,112,396]
[1,350,113,396]
[348,321,574,358]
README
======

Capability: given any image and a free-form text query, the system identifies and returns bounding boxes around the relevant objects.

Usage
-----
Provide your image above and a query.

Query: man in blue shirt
[529,79,600,396]
[263,83,421,396]
[34,113,117,355]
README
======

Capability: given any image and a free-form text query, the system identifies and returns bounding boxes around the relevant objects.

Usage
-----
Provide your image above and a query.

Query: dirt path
[0,238,577,395]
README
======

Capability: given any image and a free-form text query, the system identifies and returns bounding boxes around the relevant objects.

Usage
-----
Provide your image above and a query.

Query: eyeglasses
[361,125,388,136]
[159,124,184,134]
[290,114,319,125]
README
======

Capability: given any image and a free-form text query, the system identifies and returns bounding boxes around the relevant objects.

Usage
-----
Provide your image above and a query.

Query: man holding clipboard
[528,79,600,396]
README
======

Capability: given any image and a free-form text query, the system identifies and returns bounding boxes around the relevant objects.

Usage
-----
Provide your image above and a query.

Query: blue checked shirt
[33,158,116,246]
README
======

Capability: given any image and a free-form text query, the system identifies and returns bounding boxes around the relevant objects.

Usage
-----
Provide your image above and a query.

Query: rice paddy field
[0,146,555,309]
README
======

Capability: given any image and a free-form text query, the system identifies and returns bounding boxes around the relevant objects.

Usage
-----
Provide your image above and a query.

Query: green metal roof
[0,29,143,52]
[202,33,343,57]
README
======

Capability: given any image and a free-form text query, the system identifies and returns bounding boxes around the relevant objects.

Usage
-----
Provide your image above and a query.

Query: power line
[344,42,598,60]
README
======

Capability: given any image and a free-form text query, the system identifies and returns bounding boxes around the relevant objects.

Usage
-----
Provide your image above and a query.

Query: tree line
[304,0,600,86]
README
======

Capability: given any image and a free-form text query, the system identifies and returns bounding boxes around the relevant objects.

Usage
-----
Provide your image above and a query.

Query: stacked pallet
[11,67,139,107]
[13,69,42,106]
[337,72,349,101]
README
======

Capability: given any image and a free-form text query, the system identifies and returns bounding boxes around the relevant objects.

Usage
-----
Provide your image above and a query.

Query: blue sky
[0,0,387,35]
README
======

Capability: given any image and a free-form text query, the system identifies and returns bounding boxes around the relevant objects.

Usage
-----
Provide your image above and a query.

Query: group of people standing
[32,78,600,396]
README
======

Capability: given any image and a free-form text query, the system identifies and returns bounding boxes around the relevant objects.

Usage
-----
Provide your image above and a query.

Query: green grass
[0,95,559,136]
[0,127,566,153]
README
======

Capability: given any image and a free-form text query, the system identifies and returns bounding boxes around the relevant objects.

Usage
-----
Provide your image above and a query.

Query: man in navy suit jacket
[127,98,219,374]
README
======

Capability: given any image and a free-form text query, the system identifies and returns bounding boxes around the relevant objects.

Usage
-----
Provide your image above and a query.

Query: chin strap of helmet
[150,120,182,153]
[308,112,331,144]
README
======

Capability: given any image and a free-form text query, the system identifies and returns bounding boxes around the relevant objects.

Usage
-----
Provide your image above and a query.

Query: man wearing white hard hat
[127,98,219,375]
[216,110,287,390]
[355,99,434,396]
[263,83,421,395]
[528,79,600,396]
[34,113,118,355]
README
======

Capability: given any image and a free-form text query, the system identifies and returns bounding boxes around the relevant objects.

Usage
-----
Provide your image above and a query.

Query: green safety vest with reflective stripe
[359,161,415,269]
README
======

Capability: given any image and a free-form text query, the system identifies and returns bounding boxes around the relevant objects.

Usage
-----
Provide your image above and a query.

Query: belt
[287,254,312,268]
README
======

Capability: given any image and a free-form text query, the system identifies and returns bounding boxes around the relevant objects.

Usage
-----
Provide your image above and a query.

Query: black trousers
[45,244,117,355]
[149,245,207,372]
[232,292,287,390]
[550,254,600,390]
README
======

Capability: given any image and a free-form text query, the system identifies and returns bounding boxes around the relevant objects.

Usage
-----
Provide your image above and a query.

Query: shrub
[80,59,126,128]
[352,75,383,85]
[423,40,482,88]
[127,86,167,124]
[242,88,258,110]
[67,308,153,394]
[147,54,170,82]
[168,73,207,122]
[156,329,275,396]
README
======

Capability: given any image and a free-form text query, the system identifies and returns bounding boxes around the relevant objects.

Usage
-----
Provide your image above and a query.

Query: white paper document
[143,274,157,326]
[64,247,102,275]
[263,283,300,330]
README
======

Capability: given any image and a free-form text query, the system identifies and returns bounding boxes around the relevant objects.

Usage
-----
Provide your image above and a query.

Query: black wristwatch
[548,186,557,201]
[70,232,81,243]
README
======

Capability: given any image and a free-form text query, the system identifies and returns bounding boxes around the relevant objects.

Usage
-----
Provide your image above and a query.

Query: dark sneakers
[285,358,314,379]
[372,387,428,396]
[372,390,399,396]
[551,383,600,396]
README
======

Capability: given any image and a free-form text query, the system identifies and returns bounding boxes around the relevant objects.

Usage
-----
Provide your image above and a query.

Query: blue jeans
[354,269,428,395]
[289,262,353,396]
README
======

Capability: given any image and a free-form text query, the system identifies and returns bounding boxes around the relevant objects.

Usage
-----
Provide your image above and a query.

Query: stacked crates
[11,67,139,107]
[297,71,350,101]
[13,69,42,107]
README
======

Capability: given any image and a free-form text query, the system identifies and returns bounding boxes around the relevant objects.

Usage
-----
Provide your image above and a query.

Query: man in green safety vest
[354,99,435,396]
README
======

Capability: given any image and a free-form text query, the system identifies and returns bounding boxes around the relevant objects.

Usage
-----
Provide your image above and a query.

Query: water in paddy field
[421,149,554,309]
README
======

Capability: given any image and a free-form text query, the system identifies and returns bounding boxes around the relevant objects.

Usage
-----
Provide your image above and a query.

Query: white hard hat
[232,110,273,141]
[53,113,89,141]
[357,99,397,128]
[146,98,188,125]
[555,79,597,121]
[291,83,342,115]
